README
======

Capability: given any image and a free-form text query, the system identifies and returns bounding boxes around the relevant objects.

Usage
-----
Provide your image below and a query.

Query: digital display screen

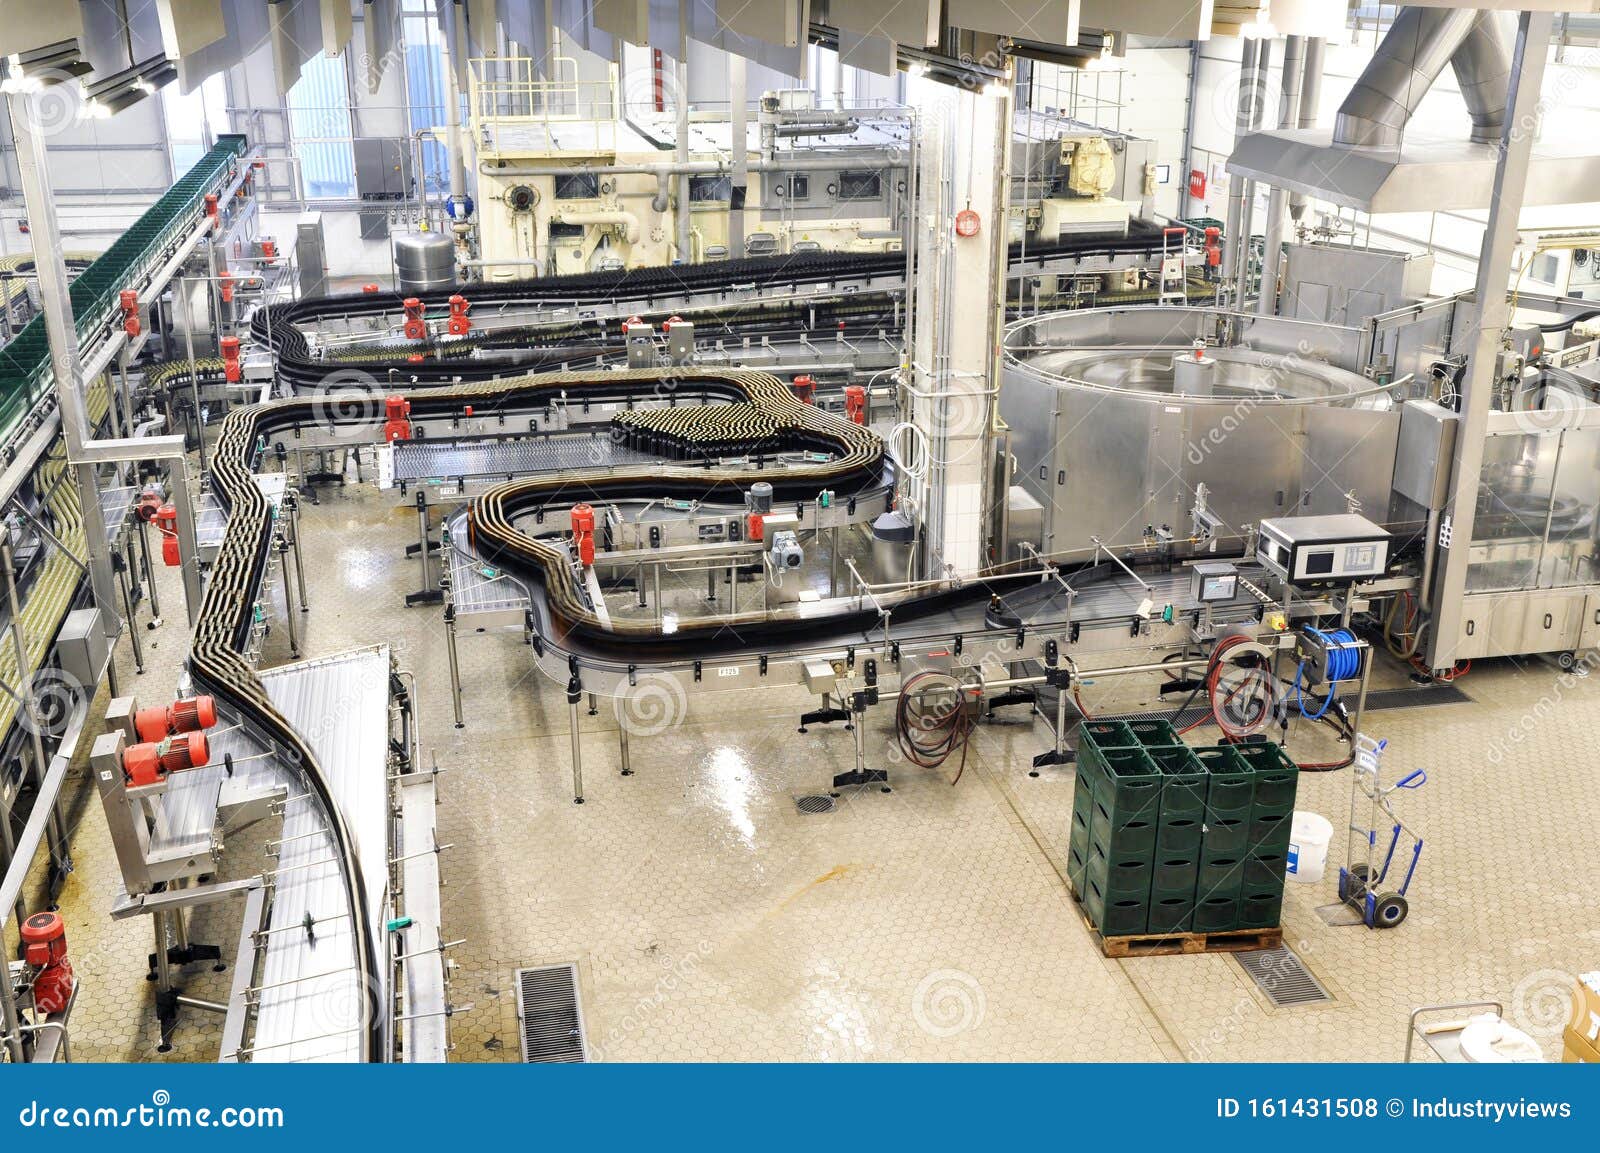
[1305,550,1335,576]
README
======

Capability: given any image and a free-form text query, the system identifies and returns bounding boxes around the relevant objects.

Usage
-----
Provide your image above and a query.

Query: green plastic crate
[1197,855,1244,900]
[1146,895,1195,934]
[1127,718,1181,747]
[1249,810,1293,853]
[1086,839,1155,901]
[1155,816,1203,855]
[1197,745,1254,819]
[1237,888,1284,930]
[1193,893,1241,933]
[1084,878,1148,936]
[1244,851,1287,890]
[1150,855,1199,902]
[1149,744,1208,823]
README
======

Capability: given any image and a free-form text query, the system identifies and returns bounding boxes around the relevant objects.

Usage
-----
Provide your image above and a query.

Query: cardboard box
[1569,973,1600,1042]
[1562,1026,1600,1064]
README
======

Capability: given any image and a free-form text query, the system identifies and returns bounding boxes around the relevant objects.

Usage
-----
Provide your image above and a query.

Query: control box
[1256,514,1390,584]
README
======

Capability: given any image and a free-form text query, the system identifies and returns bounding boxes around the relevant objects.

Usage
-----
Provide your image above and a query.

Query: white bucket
[1285,811,1333,884]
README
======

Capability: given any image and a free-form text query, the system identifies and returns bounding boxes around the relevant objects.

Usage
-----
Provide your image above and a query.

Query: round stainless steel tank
[393,231,456,294]
[1000,306,1402,559]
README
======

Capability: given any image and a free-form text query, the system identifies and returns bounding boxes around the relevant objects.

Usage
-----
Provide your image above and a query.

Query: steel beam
[1429,12,1556,669]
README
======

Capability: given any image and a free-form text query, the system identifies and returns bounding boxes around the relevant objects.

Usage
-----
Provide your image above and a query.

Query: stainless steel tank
[393,231,456,295]
[1000,306,1403,560]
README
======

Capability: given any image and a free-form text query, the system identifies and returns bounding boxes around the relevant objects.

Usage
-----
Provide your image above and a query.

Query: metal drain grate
[1235,945,1332,1007]
[795,794,836,815]
[515,964,589,1062]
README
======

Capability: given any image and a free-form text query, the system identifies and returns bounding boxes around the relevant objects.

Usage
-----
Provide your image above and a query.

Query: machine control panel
[1256,514,1390,584]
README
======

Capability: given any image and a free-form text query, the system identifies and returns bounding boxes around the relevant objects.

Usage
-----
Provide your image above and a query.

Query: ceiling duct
[1332,6,1514,150]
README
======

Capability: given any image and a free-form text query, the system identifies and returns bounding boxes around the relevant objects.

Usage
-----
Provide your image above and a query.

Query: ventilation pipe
[1257,35,1304,315]
[1288,38,1324,223]
[1333,6,1513,150]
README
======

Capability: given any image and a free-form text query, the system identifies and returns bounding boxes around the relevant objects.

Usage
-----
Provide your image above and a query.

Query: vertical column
[1257,35,1304,316]
[906,70,1012,579]
[6,90,123,658]
[1430,12,1555,669]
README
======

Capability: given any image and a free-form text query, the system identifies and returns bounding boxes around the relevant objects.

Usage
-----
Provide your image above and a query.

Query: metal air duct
[1333,6,1514,150]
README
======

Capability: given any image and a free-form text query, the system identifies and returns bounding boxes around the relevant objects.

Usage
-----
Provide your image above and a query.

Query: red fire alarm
[954,208,981,238]
[1188,168,1207,199]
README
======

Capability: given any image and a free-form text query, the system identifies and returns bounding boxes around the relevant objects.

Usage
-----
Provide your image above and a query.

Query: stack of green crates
[1071,722,1299,938]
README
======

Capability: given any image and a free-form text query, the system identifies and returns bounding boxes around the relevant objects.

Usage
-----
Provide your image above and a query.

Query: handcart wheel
[1372,891,1408,928]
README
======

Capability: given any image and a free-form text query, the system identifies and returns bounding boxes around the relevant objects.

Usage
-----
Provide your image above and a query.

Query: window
[837,170,881,201]
[689,175,732,203]
[287,53,357,199]
[402,12,450,196]
[163,74,229,176]
[555,173,601,199]
[778,173,809,201]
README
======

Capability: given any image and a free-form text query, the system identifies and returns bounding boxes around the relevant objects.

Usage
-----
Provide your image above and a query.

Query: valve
[122,732,210,788]
[570,503,596,567]
[119,290,140,338]
[403,297,427,341]
[19,912,74,1016]
[384,395,412,443]
[221,335,242,383]
[447,294,471,336]
[791,374,816,404]
[844,385,867,426]
[134,695,217,744]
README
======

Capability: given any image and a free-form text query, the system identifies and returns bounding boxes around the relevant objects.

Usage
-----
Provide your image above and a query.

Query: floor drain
[1235,945,1332,1007]
[515,964,589,1062]
[795,794,836,815]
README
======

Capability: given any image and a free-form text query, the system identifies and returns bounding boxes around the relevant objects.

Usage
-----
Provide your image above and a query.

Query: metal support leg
[117,562,145,674]
[568,694,585,804]
[277,534,300,658]
[831,690,889,793]
[587,691,597,717]
[289,492,309,611]
[830,526,839,597]
[137,518,162,623]
[706,567,716,603]
[1031,681,1072,775]
[444,605,464,729]
[619,722,632,777]
[168,466,203,627]
[405,490,442,605]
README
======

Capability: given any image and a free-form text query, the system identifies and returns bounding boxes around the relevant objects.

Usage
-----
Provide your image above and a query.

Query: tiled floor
[29,464,1598,1063]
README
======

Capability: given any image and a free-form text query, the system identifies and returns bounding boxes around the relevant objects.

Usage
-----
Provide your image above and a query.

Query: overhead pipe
[550,208,641,245]
[1222,36,1260,309]
[1257,35,1304,315]
[1332,6,1513,150]
[1288,37,1325,223]
[1231,37,1270,309]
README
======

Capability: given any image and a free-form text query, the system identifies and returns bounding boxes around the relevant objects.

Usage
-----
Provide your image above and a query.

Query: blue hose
[1296,628,1358,720]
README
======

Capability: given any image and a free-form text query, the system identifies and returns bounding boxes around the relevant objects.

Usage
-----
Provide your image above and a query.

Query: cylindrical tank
[393,231,456,295]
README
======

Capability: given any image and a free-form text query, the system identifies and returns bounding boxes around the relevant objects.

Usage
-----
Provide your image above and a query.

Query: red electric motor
[260,237,278,262]
[447,294,472,336]
[570,503,596,567]
[20,912,74,1016]
[204,193,219,219]
[791,374,816,404]
[362,283,380,294]
[220,269,235,304]
[122,732,210,789]
[155,503,181,567]
[403,297,427,341]
[134,695,216,745]
[844,385,867,426]
[119,290,141,338]
[220,335,242,383]
[384,395,412,443]
[746,512,765,543]
[135,485,163,523]
[1204,226,1222,276]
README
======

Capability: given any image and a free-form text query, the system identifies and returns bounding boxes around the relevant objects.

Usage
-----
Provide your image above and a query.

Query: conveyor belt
[391,434,659,483]
[245,220,1187,396]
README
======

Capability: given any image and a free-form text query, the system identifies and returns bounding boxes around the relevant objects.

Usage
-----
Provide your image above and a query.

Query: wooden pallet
[1095,922,1283,958]
[1074,902,1282,957]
